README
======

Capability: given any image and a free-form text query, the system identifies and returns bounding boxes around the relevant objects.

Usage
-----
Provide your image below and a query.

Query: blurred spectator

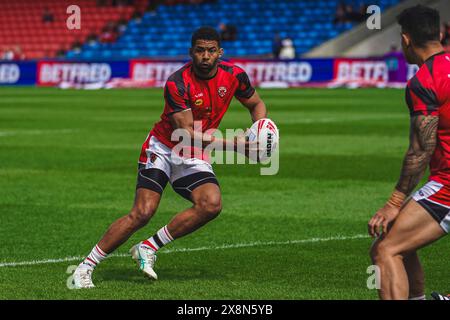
[2,47,15,60]
[100,22,119,43]
[42,7,54,23]
[117,15,129,33]
[334,2,368,25]
[131,10,143,23]
[279,38,296,59]
[71,39,83,53]
[345,4,359,23]
[86,30,99,46]
[13,46,25,60]
[272,32,282,59]
[219,22,237,41]
[357,3,369,23]
[146,0,161,15]
[2,46,25,60]
[56,47,67,59]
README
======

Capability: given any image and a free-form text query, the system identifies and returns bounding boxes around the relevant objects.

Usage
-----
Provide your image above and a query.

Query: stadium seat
[0,0,402,60]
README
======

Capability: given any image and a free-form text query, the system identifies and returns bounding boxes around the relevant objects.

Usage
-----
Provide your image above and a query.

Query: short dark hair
[191,26,221,47]
[397,5,440,47]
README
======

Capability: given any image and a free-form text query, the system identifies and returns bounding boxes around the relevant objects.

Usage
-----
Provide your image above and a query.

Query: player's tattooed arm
[368,114,438,237]
[395,114,438,196]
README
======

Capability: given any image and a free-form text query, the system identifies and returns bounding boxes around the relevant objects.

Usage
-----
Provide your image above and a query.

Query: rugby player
[368,5,450,300]
[73,27,267,288]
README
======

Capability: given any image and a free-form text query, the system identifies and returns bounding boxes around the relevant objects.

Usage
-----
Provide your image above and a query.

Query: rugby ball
[246,118,279,162]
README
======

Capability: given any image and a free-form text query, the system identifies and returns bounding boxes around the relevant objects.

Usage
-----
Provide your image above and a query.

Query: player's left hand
[368,204,399,238]
[233,130,263,160]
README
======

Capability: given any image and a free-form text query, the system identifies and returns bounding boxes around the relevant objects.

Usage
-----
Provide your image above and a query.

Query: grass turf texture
[0,87,448,299]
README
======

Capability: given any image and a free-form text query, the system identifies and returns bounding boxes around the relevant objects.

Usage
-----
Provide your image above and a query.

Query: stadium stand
[0,0,402,60]
[0,0,136,60]
[72,0,402,59]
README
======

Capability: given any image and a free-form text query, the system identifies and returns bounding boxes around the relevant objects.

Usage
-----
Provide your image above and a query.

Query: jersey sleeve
[164,78,190,114]
[234,69,256,100]
[405,75,439,117]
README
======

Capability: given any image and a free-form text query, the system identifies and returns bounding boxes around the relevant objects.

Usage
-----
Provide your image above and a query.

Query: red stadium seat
[0,0,138,59]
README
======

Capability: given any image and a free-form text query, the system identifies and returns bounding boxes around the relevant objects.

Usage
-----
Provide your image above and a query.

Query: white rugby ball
[246,118,279,162]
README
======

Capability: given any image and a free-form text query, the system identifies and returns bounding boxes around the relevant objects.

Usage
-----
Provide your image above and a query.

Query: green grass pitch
[0,87,448,299]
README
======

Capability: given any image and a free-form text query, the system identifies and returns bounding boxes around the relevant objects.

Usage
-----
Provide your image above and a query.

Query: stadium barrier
[0,57,418,88]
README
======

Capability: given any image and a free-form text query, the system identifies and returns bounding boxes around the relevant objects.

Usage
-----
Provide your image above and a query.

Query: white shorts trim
[413,180,450,233]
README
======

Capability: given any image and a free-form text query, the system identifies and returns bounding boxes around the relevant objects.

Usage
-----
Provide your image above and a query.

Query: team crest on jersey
[218,86,227,98]
[195,98,203,106]
[150,153,157,163]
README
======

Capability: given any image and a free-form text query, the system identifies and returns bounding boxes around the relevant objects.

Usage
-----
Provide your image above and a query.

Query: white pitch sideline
[0,234,369,268]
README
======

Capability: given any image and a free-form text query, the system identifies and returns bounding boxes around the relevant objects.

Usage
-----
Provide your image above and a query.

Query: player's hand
[234,129,262,159]
[368,204,399,238]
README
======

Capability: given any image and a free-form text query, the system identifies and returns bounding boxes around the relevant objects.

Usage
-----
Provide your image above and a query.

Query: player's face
[190,40,223,75]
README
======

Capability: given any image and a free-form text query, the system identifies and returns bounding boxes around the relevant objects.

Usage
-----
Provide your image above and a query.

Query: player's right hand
[368,204,400,238]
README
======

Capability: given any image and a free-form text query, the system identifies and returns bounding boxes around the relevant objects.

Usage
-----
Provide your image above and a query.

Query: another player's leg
[371,207,426,299]
[370,200,446,299]
[131,180,221,280]
[403,252,426,300]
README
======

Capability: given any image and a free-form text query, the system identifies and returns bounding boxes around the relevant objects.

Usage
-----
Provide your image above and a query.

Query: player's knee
[195,195,222,220]
[129,202,158,226]
[370,241,395,263]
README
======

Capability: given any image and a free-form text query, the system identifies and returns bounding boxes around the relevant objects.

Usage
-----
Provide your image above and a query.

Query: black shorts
[136,135,219,201]
[413,180,450,233]
[136,163,219,202]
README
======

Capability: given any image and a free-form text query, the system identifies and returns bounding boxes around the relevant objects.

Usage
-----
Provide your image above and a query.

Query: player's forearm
[174,127,214,148]
[394,148,430,196]
[391,114,438,203]
[209,136,245,152]
[250,101,267,122]
[174,128,244,152]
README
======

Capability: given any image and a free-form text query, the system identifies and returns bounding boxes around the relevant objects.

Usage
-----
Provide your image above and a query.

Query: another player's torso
[408,52,450,183]
[152,61,239,148]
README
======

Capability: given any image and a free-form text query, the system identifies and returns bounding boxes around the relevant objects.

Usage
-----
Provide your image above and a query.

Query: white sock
[81,244,108,269]
[142,225,174,252]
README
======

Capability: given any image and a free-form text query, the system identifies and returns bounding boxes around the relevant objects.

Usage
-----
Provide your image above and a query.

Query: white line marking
[0,234,369,268]
[0,129,76,137]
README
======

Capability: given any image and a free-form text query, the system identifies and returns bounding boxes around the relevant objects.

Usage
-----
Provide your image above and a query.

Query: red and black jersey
[139,60,255,162]
[406,51,450,184]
